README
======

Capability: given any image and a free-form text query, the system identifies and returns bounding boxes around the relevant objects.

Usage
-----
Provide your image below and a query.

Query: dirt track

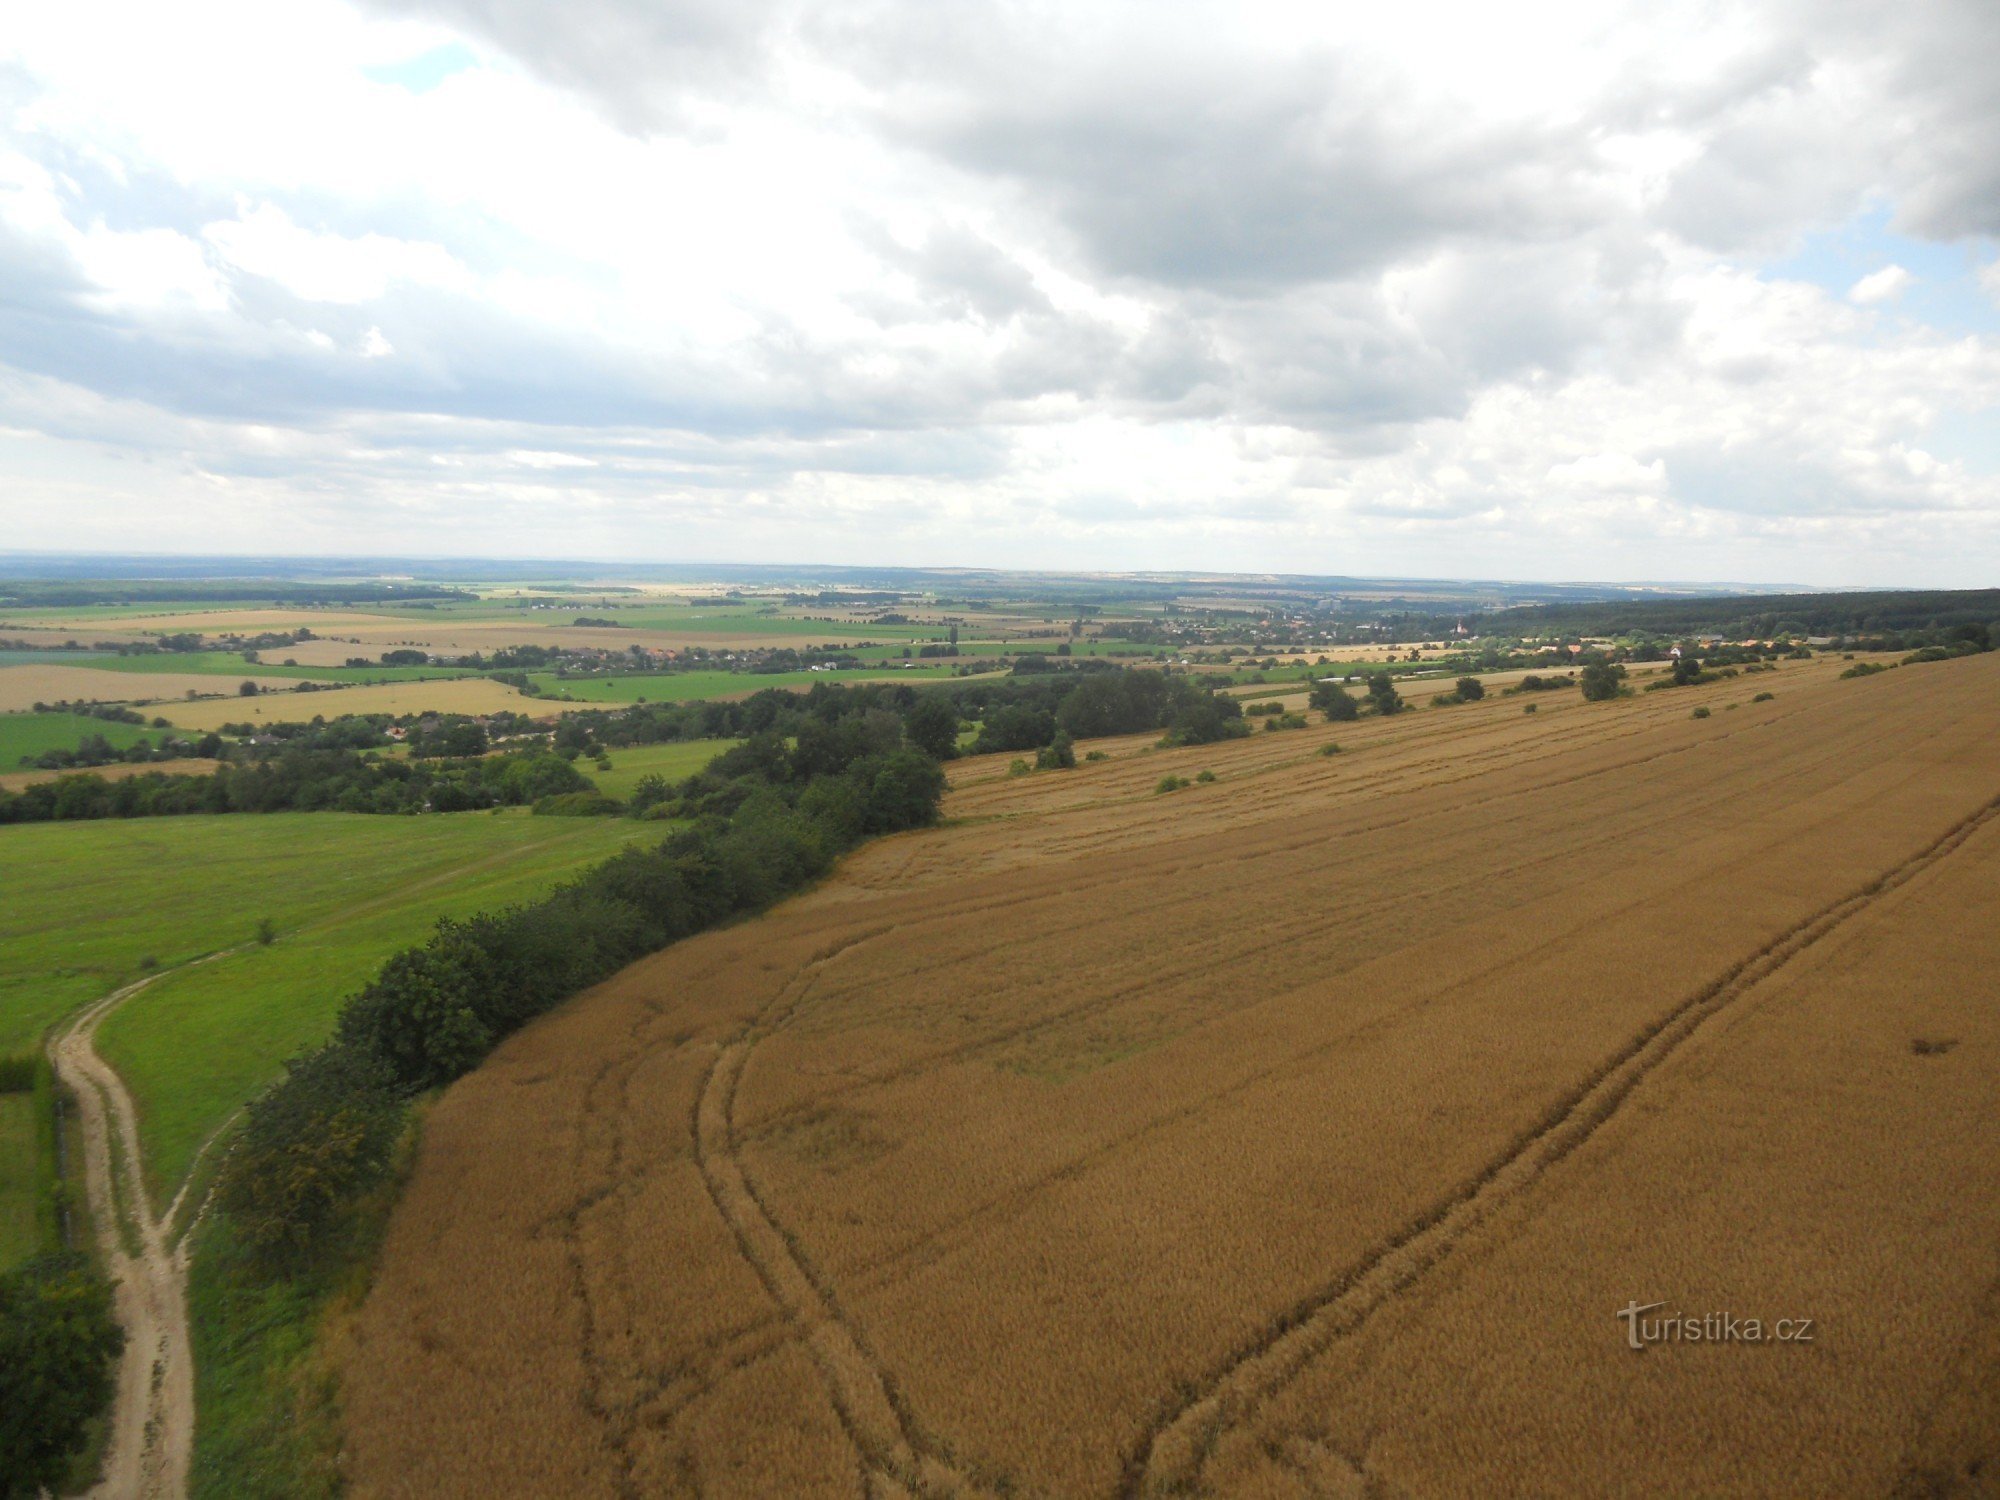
[51,968,207,1500]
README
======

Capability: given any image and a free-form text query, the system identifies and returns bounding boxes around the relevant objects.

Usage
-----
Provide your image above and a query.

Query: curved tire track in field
[1124,793,2000,1498]
[51,953,235,1500]
[693,931,998,1499]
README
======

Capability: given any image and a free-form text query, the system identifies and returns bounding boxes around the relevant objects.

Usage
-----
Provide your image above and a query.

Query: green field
[79,652,481,685]
[0,710,160,765]
[528,664,963,703]
[587,739,736,798]
[0,813,668,1211]
[0,649,105,665]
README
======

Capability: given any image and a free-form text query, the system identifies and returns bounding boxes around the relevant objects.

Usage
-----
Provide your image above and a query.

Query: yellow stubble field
[152,676,571,732]
[0,664,312,713]
[342,651,2000,1498]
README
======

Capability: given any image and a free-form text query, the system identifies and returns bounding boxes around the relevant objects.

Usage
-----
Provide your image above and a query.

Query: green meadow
[80,652,481,684]
[0,710,160,765]
[0,813,667,1212]
[585,739,736,798]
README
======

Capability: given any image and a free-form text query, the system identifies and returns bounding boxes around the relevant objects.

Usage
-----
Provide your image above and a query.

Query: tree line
[214,711,951,1264]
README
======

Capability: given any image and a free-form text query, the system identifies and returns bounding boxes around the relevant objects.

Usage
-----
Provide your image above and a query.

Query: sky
[1,0,1997,586]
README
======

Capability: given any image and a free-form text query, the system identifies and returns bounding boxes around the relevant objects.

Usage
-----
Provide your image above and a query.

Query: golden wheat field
[343,652,2000,1499]
[0,756,221,793]
[152,676,570,731]
[0,663,313,712]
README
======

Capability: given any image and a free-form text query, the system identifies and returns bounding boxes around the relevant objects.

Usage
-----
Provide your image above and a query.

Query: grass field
[80,652,478,685]
[0,709,159,765]
[526,665,961,703]
[343,651,2000,1497]
[0,813,668,1216]
[586,739,736,799]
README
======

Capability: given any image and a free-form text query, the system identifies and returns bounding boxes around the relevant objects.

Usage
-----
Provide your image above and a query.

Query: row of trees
[0,747,593,824]
[216,708,951,1264]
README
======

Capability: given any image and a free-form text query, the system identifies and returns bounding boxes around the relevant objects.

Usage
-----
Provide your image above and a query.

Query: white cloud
[0,0,1996,581]
[203,204,469,304]
[1848,264,1912,304]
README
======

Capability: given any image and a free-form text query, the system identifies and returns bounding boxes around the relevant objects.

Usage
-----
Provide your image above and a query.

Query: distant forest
[1448,588,2000,640]
[0,580,472,609]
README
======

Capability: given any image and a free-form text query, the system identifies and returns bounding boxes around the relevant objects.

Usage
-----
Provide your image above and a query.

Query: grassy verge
[0,1089,37,1266]
[188,1107,425,1500]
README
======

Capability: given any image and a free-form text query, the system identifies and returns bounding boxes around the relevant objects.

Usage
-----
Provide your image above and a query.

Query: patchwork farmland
[343,650,2000,1497]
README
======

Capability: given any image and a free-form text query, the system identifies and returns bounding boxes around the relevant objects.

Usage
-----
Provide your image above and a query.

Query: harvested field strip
[1123,789,2000,1496]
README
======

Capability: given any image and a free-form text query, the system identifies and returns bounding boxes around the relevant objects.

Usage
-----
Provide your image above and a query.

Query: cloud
[0,0,1996,582]
[1848,264,1911,304]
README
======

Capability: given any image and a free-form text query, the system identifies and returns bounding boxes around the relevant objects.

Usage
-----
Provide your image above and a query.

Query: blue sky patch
[363,43,481,94]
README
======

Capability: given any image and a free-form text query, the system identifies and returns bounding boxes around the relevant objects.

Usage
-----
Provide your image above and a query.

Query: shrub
[973,703,1057,755]
[1841,661,1890,679]
[1691,706,1711,719]
[214,1041,404,1267]
[1310,681,1359,722]
[1319,742,1342,756]
[1155,775,1187,794]
[1752,691,1775,703]
[1007,758,1031,777]
[255,916,275,946]
[532,791,622,817]
[0,1253,124,1496]
[1084,750,1109,762]
[1523,702,1538,714]
[1244,701,1284,717]
[1195,769,1217,783]
[1455,677,1485,701]
[903,696,960,760]
[1579,662,1626,701]
[628,773,673,814]
[1034,730,1076,770]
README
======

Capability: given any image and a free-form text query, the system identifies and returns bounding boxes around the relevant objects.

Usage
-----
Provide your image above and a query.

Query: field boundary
[1122,790,2000,1496]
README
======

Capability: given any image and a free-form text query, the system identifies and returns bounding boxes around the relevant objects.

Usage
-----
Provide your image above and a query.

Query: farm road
[49,954,234,1500]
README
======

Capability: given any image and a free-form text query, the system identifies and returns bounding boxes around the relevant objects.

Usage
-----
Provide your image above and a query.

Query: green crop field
[586,739,736,798]
[80,652,480,685]
[527,664,962,703]
[0,813,668,1213]
[0,649,105,666]
[0,710,159,765]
